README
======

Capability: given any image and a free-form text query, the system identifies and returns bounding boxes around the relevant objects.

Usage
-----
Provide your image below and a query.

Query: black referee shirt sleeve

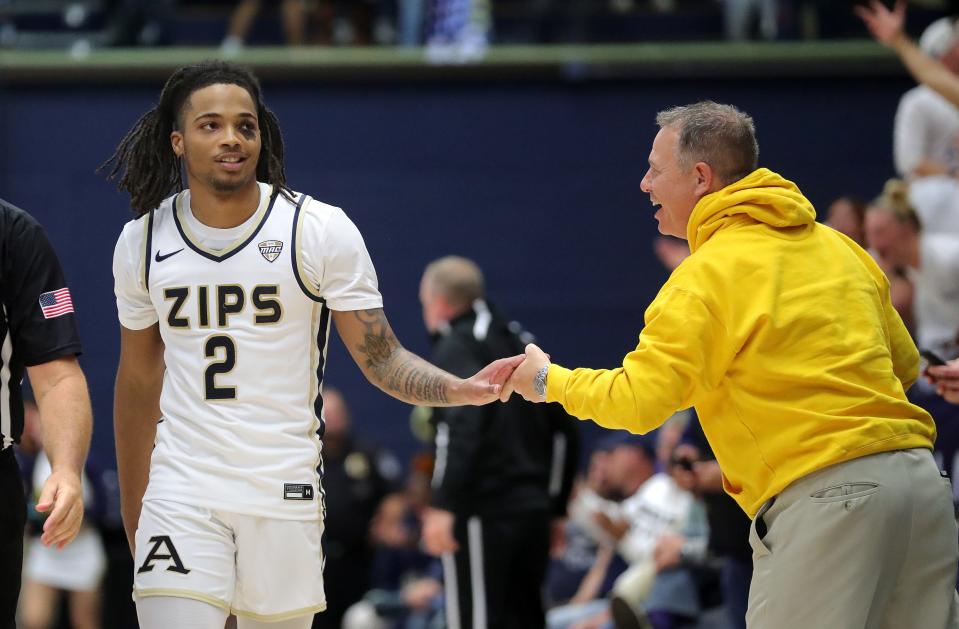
[430,335,486,514]
[2,204,82,365]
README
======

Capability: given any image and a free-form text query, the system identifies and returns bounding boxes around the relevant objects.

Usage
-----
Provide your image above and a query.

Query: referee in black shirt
[0,198,92,628]
[419,256,579,629]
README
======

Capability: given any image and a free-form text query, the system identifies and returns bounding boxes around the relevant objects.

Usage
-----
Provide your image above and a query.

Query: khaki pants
[747,448,959,629]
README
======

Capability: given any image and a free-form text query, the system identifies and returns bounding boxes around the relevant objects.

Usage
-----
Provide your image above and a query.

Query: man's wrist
[446,377,465,404]
[533,365,549,398]
[890,31,911,52]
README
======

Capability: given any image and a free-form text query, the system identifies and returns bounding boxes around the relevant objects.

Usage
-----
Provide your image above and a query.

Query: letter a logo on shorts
[137,535,191,575]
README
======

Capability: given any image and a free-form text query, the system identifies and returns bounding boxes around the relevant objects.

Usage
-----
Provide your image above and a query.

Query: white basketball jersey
[113,183,383,520]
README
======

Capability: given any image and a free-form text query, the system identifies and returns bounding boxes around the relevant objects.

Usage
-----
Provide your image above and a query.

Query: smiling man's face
[171,83,262,196]
[639,126,702,239]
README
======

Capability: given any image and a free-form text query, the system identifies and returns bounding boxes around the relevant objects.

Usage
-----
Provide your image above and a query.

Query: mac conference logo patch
[258,240,283,262]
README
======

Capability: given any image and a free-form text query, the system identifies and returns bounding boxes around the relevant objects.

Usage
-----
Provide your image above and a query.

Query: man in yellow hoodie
[503,101,958,628]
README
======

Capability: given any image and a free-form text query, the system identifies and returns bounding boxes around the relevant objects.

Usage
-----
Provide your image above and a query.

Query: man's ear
[693,162,716,196]
[171,130,184,157]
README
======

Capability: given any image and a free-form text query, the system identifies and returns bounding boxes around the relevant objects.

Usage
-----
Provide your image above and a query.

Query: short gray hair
[422,256,485,309]
[655,101,759,186]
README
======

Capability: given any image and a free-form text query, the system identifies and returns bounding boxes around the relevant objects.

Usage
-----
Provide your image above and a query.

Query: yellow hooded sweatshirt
[546,168,935,517]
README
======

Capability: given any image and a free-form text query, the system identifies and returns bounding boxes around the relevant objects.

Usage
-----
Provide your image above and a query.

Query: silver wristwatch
[533,365,549,398]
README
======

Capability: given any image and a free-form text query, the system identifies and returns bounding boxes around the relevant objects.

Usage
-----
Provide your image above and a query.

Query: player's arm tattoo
[352,309,451,404]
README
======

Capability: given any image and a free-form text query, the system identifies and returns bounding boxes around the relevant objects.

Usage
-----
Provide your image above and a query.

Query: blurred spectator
[865,179,959,503]
[419,255,579,629]
[860,2,959,111]
[824,195,867,247]
[654,411,689,471]
[222,0,307,53]
[312,0,396,46]
[894,17,959,179]
[723,0,779,41]
[547,433,694,629]
[17,399,105,629]
[545,447,627,612]
[425,0,491,62]
[908,176,959,235]
[343,454,446,629]
[312,388,402,629]
[928,359,959,403]
[399,0,426,45]
[102,0,176,46]
[865,179,959,360]
[670,414,752,629]
[861,185,916,333]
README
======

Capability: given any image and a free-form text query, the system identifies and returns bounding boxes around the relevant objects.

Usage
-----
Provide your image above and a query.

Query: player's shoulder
[298,193,344,221]
[294,193,364,240]
[117,192,178,243]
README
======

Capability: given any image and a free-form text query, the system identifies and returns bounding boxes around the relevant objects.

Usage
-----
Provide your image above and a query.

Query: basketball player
[104,61,519,629]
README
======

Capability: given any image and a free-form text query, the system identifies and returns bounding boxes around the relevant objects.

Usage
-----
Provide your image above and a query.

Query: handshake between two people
[466,343,551,405]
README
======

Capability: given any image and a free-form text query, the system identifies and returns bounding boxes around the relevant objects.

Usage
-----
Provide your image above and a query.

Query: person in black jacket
[418,255,579,629]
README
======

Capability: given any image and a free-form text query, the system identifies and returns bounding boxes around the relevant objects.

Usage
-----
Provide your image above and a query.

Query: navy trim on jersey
[315,303,331,555]
[314,303,330,441]
[290,195,325,303]
[144,209,155,290]
[172,188,280,263]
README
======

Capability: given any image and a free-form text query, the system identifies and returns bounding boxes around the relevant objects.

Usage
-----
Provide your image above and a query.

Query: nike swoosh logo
[154,248,184,262]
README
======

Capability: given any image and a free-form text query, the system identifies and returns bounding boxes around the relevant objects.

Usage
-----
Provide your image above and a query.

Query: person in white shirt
[865,178,959,505]
[548,433,693,629]
[893,16,959,179]
[865,180,959,359]
[102,60,520,629]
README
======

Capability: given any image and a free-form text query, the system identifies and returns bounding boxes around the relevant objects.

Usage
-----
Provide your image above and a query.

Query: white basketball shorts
[133,499,326,622]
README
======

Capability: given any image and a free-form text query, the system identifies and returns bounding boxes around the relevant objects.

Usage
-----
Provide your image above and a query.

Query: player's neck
[188,180,261,229]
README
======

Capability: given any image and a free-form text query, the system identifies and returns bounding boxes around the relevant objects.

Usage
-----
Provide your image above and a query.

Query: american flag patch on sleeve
[38,288,74,319]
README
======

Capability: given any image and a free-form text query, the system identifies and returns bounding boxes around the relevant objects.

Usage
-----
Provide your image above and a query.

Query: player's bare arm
[26,356,92,549]
[333,308,522,406]
[114,324,165,554]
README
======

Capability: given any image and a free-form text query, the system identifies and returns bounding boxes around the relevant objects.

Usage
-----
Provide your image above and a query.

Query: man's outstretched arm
[332,308,521,406]
[858,0,959,108]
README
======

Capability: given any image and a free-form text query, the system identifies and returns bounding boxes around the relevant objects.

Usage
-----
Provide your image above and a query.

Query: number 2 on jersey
[204,335,237,400]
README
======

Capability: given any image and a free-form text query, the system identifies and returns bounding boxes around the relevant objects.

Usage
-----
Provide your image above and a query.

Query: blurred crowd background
[2,0,958,54]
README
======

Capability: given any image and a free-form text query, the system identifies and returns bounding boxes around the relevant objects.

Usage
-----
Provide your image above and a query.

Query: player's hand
[855,0,907,47]
[460,355,525,405]
[500,343,550,403]
[422,507,458,556]
[36,469,84,548]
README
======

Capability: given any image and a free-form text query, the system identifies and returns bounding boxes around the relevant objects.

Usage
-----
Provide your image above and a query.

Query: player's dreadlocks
[100,60,292,216]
